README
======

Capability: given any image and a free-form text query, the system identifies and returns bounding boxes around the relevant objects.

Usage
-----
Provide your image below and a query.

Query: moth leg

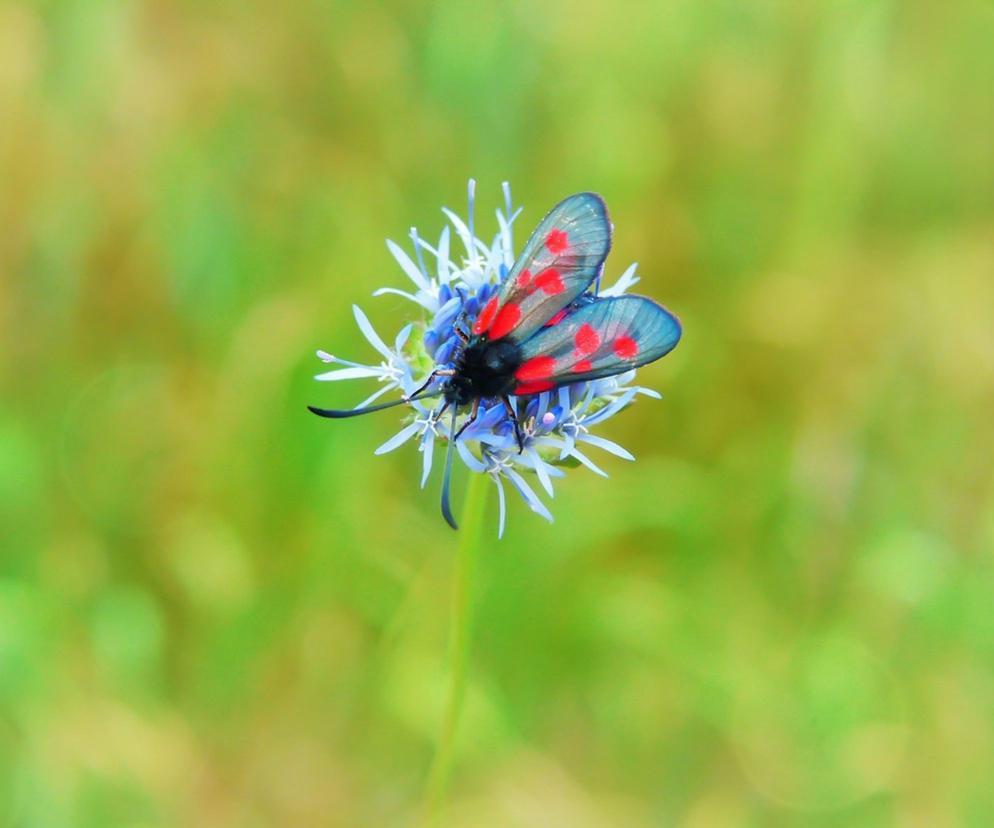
[405,368,455,401]
[452,309,473,343]
[501,396,525,454]
[452,397,480,442]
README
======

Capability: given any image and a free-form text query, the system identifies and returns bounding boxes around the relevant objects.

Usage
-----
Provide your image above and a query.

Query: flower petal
[386,239,430,291]
[600,262,640,297]
[467,178,477,241]
[567,446,608,477]
[583,387,638,426]
[497,210,514,269]
[409,227,431,286]
[456,441,487,472]
[437,225,451,284]
[493,474,507,539]
[442,207,476,261]
[504,467,554,522]
[372,287,437,313]
[352,305,393,360]
[315,366,385,381]
[578,433,635,460]
[420,428,435,488]
[355,383,396,410]
[374,422,420,455]
[528,450,556,497]
[394,323,412,353]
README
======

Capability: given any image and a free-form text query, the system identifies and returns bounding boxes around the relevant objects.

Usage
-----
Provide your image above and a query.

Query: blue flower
[314,181,662,538]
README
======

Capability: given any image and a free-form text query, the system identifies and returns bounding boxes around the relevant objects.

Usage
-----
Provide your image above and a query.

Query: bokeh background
[3,0,994,825]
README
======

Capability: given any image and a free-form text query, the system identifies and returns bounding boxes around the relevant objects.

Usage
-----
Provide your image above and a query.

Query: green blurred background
[3,0,994,825]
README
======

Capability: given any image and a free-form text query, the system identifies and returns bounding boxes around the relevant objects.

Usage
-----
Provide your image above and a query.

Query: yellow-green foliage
[2,0,993,825]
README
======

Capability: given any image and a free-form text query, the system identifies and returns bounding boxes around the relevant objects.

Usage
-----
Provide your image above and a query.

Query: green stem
[423,470,489,822]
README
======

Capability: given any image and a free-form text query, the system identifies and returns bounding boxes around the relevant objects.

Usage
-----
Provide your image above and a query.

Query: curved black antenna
[308,388,441,419]
[440,404,460,530]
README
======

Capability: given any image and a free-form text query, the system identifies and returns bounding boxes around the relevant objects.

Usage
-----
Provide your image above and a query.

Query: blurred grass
[2,0,994,825]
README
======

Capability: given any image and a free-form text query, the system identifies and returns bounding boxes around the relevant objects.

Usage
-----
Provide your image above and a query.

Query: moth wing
[473,192,611,344]
[510,296,681,395]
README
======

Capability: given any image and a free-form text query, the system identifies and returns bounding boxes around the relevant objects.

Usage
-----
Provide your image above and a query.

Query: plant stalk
[423,471,489,822]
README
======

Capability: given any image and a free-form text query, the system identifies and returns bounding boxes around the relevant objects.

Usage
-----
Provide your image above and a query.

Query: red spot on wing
[514,356,556,383]
[545,229,569,255]
[534,268,565,295]
[473,296,499,335]
[515,268,532,289]
[514,380,555,395]
[543,308,569,327]
[573,359,593,373]
[613,335,639,359]
[488,303,521,340]
[574,323,601,356]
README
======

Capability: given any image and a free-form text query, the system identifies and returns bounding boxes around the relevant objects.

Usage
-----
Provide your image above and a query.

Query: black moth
[310,192,682,529]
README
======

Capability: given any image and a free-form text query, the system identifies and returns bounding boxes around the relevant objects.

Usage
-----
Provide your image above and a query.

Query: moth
[310,192,682,528]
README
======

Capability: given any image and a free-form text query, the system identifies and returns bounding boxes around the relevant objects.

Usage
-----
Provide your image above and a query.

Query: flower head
[313,181,672,537]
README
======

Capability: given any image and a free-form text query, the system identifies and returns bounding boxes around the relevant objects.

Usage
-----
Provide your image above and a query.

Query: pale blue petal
[374,422,420,456]
[420,429,435,488]
[584,388,638,425]
[494,475,507,539]
[568,446,608,477]
[476,432,515,450]
[437,225,451,284]
[467,178,476,241]
[315,366,384,381]
[504,467,553,523]
[551,429,576,460]
[355,384,396,409]
[352,305,393,360]
[600,262,640,297]
[441,207,475,259]
[496,209,514,268]
[436,295,462,322]
[484,236,503,274]
[409,398,432,416]
[394,323,412,353]
[455,263,486,292]
[500,181,516,263]
[581,383,597,412]
[316,352,372,369]
[529,450,556,497]
[372,287,437,312]
[386,239,430,291]
[578,433,635,460]
[396,367,419,398]
[456,440,487,472]
[529,438,566,468]
[535,391,551,422]
[409,227,431,286]
[532,436,564,452]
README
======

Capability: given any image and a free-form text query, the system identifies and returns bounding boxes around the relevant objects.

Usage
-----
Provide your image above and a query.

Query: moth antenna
[308,388,441,419]
[440,404,460,530]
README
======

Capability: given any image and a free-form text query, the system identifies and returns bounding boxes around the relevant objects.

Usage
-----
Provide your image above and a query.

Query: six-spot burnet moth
[309,192,682,529]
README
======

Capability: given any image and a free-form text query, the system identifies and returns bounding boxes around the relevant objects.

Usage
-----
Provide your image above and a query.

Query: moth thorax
[481,340,520,373]
[444,373,476,406]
